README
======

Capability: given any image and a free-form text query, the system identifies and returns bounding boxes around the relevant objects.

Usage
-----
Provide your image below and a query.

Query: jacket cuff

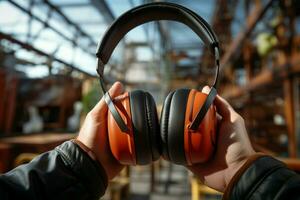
[55,141,108,198]
[223,154,285,200]
[223,153,268,199]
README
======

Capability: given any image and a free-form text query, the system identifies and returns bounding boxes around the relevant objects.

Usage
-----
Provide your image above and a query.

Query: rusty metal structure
[0,0,300,158]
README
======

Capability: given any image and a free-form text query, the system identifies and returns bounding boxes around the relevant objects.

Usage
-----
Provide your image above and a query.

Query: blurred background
[0,0,300,199]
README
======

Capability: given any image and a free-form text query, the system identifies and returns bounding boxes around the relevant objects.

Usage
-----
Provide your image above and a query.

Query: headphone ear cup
[184,89,217,165]
[107,92,136,165]
[160,88,217,166]
[129,90,160,165]
[160,89,191,165]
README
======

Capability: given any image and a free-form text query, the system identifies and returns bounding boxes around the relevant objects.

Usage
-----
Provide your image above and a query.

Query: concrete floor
[102,161,222,200]
[130,163,190,200]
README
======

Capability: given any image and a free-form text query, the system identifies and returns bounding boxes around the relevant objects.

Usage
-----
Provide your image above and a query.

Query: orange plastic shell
[184,89,217,165]
[107,92,136,165]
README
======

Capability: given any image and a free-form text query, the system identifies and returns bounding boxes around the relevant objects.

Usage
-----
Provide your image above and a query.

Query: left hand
[77,82,125,180]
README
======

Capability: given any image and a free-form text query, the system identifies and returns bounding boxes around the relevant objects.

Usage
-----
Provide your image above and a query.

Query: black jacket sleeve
[0,141,108,200]
[224,155,300,200]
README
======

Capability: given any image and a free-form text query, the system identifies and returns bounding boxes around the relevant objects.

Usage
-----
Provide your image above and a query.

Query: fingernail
[201,86,210,94]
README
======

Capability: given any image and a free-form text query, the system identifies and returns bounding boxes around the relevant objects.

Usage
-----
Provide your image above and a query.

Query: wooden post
[4,75,18,135]
[282,0,297,158]
[0,69,5,132]
[283,78,297,157]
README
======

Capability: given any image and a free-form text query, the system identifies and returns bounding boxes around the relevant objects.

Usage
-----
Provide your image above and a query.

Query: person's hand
[187,86,256,192]
[77,82,124,180]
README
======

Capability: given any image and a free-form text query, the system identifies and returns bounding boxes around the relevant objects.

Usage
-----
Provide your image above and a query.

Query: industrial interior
[0,0,300,200]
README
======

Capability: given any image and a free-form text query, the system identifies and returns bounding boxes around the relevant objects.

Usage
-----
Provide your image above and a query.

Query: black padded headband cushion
[96,2,218,65]
[129,90,160,165]
[160,89,190,165]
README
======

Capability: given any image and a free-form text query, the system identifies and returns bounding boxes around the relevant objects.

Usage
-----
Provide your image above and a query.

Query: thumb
[214,95,234,120]
[201,86,233,121]
[91,81,124,116]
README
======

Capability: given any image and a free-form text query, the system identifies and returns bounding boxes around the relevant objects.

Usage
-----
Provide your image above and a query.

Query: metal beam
[34,1,90,8]
[157,21,172,51]
[222,55,300,99]
[0,31,96,78]
[53,2,91,8]
[90,0,115,24]
[42,0,97,47]
[75,20,105,25]
[220,0,275,71]
[8,0,96,55]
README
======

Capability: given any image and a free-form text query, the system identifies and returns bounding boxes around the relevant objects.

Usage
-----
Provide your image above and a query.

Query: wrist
[72,139,98,162]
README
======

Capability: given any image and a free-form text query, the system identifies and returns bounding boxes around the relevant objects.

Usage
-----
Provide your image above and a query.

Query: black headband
[97,2,220,132]
[96,2,220,84]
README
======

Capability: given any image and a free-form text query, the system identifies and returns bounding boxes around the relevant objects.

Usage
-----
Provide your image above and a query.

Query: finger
[216,113,222,127]
[217,113,222,121]
[201,85,211,94]
[214,94,235,120]
[92,81,124,114]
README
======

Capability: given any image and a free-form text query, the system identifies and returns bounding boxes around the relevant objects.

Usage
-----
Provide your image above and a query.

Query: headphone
[96,2,220,166]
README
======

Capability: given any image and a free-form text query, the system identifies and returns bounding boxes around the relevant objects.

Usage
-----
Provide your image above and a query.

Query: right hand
[187,86,256,192]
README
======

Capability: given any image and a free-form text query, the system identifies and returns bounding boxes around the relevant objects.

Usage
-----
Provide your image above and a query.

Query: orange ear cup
[107,92,137,165]
[108,90,216,166]
[184,89,217,165]
[160,89,217,166]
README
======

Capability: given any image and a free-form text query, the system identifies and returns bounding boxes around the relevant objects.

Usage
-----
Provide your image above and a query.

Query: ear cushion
[160,91,175,161]
[144,92,161,161]
[160,89,190,165]
[129,90,160,165]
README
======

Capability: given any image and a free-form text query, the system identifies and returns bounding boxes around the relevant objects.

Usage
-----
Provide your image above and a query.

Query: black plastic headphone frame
[96,2,220,132]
